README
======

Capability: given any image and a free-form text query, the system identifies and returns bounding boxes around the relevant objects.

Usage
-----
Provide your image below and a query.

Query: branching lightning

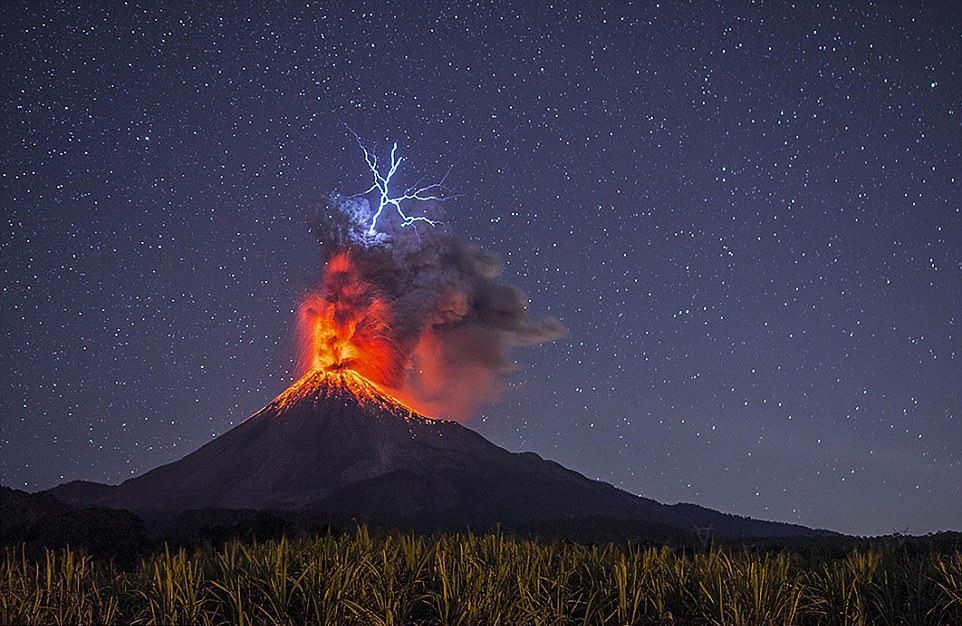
[348,127,450,237]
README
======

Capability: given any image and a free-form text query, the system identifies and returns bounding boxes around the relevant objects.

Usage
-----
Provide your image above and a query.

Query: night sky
[2,2,960,536]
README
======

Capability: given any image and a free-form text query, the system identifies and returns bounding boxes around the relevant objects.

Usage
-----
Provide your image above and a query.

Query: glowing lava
[296,251,424,415]
[271,368,428,420]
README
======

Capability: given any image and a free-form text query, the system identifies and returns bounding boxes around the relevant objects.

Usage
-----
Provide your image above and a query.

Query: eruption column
[294,130,565,421]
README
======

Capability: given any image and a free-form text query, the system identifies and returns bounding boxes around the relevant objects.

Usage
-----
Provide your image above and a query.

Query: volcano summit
[49,368,827,541]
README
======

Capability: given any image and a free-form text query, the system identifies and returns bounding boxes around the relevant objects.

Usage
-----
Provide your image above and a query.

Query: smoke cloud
[302,193,565,420]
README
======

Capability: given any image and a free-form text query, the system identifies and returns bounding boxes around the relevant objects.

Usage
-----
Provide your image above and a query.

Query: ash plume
[304,193,565,420]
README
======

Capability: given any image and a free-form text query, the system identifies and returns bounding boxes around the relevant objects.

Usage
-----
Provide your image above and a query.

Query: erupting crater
[269,368,428,422]
[295,249,443,419]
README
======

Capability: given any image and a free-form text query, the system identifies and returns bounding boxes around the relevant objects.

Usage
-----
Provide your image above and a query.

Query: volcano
[48,370,827,540]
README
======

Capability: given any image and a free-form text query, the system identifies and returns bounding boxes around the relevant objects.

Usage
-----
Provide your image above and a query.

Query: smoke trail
[300,193,565,420]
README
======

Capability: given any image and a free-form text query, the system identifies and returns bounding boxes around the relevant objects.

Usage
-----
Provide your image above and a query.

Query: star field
[1,1,960,535]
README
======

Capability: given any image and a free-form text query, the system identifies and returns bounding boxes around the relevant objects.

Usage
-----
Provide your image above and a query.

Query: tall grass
[1,528,959,625]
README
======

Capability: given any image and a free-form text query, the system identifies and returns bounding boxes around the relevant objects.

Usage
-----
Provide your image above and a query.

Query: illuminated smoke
[298,187,564,421]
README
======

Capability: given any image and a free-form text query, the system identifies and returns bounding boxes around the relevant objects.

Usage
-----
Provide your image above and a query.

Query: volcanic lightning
[294,130,565,421]
[349,127,449,238]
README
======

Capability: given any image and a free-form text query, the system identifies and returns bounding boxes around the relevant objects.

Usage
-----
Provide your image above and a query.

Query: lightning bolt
[348,128,450,237]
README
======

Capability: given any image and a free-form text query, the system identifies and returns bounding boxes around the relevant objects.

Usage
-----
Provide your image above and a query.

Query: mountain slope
[48,370,828,539]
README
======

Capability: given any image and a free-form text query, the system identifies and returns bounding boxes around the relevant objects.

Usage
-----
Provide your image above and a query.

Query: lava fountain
[295,250,421,413]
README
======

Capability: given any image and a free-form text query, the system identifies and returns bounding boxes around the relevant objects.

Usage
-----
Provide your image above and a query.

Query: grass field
[2,527,960,625]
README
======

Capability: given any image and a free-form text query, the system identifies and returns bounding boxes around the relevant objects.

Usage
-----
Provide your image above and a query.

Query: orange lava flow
[296,251,424,415]
[270,369,429,420]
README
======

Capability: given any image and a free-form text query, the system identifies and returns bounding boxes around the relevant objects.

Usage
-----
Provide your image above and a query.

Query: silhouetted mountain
[0,486,69,541]
[47,370,831,540]
[0,486,151,559]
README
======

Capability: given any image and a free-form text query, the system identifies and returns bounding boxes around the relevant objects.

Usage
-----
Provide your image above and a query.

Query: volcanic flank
[49,367,826,539]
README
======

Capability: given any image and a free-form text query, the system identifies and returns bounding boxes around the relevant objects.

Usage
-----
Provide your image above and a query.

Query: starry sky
[2,2,960,536]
